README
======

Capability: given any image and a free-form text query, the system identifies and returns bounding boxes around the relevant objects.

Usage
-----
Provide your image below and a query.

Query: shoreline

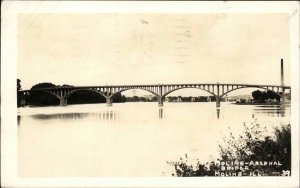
[232,102,281,106]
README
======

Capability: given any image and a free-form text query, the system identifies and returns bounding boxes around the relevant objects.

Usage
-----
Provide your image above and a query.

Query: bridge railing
[19,83,291,92]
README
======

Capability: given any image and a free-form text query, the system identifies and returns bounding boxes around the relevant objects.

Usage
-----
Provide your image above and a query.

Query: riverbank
[232,102,281,105]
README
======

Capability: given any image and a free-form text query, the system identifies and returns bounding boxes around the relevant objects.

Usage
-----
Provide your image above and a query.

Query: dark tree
[267,90,281,101]
[152,96,158,102]
[112,92,126,103]
[61,84,74,87]
[219,122,291,175]
[26,82,127,106]
[267,90,275,100]
[122,95,126,102]
[262,92,268,102]
[168,121,291,177]
[31,82,57,89]
[210,96,216,102]
[67,90,106,104]
[28,82,59,106]
[252,90,263,102]
[17,79,22,107]
[252,90,281,103]
[17,79,21,91]
[271,124,291,170]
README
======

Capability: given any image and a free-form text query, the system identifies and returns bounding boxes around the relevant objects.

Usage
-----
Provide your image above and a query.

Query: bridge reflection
[217,109,220,119]
[158,107,221,119]
[29,111,118,121]
[159,108,163,119]
[253,105,289,117]
[17,104,289,125]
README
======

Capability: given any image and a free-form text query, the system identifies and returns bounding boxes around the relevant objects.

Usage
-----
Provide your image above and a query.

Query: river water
[18,102,290,177]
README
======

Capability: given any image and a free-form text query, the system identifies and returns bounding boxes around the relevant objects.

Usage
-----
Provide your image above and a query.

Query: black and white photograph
[1,1,299,187]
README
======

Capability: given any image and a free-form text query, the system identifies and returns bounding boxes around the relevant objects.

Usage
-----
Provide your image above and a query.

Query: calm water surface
[18,102,290,177]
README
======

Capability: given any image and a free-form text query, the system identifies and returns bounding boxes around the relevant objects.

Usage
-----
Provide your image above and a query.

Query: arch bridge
[19,83,291,107]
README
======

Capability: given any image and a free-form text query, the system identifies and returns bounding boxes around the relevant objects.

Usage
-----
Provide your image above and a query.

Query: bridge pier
[59,97,67,106]
[281,88,287,104]
[158,85,164,107]
[158,97,163,107]
[106,97,112,106]
[216,84,220,108]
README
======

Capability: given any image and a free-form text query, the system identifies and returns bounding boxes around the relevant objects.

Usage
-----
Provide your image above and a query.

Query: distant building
[224,95,253,102]
[143,95,154,100]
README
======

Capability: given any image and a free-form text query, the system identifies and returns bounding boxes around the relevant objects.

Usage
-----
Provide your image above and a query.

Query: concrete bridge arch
[64,88,107,105]
[220,86,284,98]
[162,86,216,98]
[109,88,159,98]
[18,83,290,108]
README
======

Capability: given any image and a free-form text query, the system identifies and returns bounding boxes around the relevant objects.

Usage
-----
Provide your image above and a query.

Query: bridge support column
[158,85,163,107]
[281,88,287,104]
[59,97,67,106]
[106,97,112,106]
[158,96,163,107]
[216,84,220,108]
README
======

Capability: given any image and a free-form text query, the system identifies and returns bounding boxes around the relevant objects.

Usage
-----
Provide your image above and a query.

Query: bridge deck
[20,83,291,92]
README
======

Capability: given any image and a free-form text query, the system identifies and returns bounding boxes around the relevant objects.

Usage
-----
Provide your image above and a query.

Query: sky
[18,13,291,96]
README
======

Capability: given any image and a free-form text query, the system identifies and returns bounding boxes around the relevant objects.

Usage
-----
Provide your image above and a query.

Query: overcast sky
[18,13,291,93]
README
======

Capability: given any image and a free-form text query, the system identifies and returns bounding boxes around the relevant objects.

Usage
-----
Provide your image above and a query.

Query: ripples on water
[31,111,117,121]
[17,102,290,177]
[18,104,289,123]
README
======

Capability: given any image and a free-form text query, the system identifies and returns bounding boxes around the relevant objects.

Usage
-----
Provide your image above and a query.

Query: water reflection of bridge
[17,105,288,125]
[28,111,118,121]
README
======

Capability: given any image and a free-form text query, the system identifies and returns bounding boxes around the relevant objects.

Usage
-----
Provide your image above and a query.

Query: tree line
[251,90,281,103]
[17,80,126,107]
